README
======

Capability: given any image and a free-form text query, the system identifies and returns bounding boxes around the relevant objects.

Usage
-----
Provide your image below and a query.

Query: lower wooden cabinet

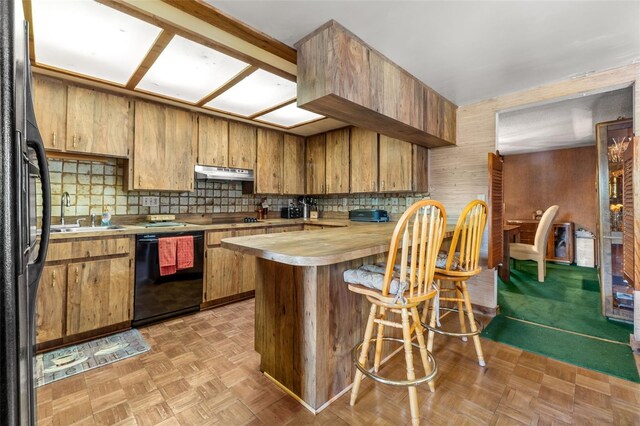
[204,247,238,301]
[35,265,67,344]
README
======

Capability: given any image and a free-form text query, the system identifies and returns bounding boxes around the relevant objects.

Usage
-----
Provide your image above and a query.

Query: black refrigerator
[0,0,52,425]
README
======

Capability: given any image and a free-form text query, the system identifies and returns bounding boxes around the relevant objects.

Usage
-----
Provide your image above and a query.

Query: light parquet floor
[37,299,640,425]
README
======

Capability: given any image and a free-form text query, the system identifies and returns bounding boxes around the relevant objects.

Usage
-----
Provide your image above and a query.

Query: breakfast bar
[222,222,454,412]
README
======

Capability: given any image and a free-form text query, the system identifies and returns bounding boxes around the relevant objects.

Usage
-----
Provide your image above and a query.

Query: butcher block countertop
[222,222,456,266]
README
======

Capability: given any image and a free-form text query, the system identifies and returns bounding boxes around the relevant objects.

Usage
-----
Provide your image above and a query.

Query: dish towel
[176,236,194,270]
[158,237,177,276]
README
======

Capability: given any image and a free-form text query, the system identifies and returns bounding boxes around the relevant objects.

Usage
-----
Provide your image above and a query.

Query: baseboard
[472,303,497,317]
[630,334,640,352]
[200,291,255,310]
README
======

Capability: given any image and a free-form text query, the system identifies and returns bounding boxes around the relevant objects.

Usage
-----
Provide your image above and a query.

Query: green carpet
[481,260,639,382]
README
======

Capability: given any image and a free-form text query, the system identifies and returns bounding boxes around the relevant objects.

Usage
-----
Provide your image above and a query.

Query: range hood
[194,165,254,182]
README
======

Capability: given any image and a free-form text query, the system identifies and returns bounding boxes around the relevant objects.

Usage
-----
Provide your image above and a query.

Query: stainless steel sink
[50,225,125,233]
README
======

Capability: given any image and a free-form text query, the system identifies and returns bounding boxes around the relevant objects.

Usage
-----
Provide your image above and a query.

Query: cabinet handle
[52,132,56,147]
[221,155,225,164]
[72,136,77,148]
[321,184,324,193]
[231,157,235,166]
[381,180,385,190]
[52,270,56,287]
[372,180,375,190]
[75,267,79,284]
[138,176,142,187]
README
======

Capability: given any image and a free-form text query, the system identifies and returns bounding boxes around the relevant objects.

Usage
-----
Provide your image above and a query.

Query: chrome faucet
[60,192,70,225]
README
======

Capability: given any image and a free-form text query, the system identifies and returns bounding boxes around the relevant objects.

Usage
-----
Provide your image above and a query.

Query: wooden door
[350,127,378,193]
[66,85,95,153]
[66,257,130,335]
[412,144,429,192]
[283,134,305,195]
[488,152,504,269]
[236,227,268,292]
[198,115,229,166]
[379,134,412,192]
[204,247,239,301]
[35,265,67,344]
[33,75,66,151]
[165,107,196,191]
[325,128,350,194]
[256,128,283,194]
[229,122,256,169]
[100,92,132,157]
[133,101,165,190]
[622,137,635,286]
[305,133,326,194]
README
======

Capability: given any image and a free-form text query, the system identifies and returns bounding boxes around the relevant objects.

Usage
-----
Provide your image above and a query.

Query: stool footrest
[352,337,438,387]
[422,307,484,337]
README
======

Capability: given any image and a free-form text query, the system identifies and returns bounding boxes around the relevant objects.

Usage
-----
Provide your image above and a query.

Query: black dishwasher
[133,231,204,326]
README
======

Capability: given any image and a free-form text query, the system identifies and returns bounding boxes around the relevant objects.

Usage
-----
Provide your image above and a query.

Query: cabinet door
[165,107,196,191]
[236,227,268,293]
[66,257,131,335]
[325,128,350,194]
[379,134,412,192]
[35,265,67,344]
[66,86,95,153]
[33,75,66,151]
[283,134,305,195]
[350,127,378,193]
[256,128,283,194]
[204,247,239,301]
[198,115,228,166]
[229,122,256,169]
[412,144,429,192]
[305,134,326,194]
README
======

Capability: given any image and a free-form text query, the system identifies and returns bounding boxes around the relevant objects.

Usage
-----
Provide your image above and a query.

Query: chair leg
[350,303,378,406]
[374,307,386,372]
[401,308,420,426]
[426,295,438,355]
[455,285,468,342]
[411,307,435,393]
[537,259,545,282]
[461,282,485,367]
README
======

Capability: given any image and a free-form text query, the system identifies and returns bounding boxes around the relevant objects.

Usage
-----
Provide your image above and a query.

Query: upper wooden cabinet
[229,122,256,169]
[325,128,350,194]
[197,115,229,167]
[305,134,326,194]
[412,144,429,193]
[256,128,284,194]
[350,127,378,193]
[33,75,66,151]
[66,86,132,157]
[379,135,412,192]
[296,20,456,148]
[131,101,196,192]
[282,134,305,195]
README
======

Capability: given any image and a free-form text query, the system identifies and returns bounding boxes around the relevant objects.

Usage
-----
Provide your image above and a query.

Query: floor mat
[34,329,150,387]
[483,315,640,382]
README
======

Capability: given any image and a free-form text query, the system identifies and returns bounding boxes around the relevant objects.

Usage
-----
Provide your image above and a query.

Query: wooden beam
[22,0,35,62]
[96,0,296,81]
[161,0,296,64]
[196,65,257,106]
[249,98,296,119]
[126,30,174,89]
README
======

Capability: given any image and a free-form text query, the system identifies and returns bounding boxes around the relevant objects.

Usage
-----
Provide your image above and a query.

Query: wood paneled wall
[430,63,640,312]
[503,146,597,233]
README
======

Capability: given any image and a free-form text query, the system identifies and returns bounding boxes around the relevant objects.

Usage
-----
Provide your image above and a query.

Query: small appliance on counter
[298,196,316,219]
[281,206,302,219]
[349,209,390,222]
[138,214,187,228]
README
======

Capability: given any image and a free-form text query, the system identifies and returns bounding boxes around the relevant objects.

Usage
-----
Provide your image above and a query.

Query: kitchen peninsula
[222,222,455,412]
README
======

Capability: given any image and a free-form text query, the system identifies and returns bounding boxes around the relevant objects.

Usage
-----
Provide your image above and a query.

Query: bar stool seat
[344,200,447,426]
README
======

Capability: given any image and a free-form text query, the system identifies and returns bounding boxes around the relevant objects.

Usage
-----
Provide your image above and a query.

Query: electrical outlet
[141,196,159,207]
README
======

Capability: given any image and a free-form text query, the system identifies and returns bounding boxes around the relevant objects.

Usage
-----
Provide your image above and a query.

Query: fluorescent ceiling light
[255,103,324,127]
[205,69,296,116]
[137,36,249,103]
[31,0,161,84]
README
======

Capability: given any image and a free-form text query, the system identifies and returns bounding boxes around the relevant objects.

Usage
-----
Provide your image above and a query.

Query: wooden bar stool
[344,200,447,426]
[422,200,488,367]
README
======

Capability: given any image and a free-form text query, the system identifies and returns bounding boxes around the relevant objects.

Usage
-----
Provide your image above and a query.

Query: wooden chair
[510,205,559,282]
[344,200,446,426]
[421,200,488,367]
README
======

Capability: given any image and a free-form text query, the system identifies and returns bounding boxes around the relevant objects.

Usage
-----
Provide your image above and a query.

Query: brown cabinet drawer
[206,230,236,246]
[47,237,131,262]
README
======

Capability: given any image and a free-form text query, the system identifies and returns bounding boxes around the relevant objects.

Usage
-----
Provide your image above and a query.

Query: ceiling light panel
[255,103,324,128]
[205,70,296,116]
[137,36,249,102]
[31,0,161,85]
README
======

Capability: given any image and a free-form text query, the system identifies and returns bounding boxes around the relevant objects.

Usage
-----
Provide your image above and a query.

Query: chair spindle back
[445,200,488,274]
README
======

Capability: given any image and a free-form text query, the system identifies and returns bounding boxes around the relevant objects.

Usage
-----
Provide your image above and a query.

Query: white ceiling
[209,1,640,106]
[498,87,633,155]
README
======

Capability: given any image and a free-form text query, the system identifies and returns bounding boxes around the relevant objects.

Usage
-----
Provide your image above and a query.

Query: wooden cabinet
[131,101,196,191]
[66,86,132,157]
[350,127,378,193]
[412,144,429,192]
[379,134,412,192]
[236,228,268,293]
[197,115,229,166]
[229,122,256,169]
[204,247,239,301]
[283,134,305,195]
[306,134,326,194]
[325,128,350,194]
[33,75,66,151]
[35,265,67,344]
[268,225,304,233]
[256,129,284,194]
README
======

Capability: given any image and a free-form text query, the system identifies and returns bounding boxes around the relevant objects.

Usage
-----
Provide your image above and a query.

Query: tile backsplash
[45,158,429,220]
